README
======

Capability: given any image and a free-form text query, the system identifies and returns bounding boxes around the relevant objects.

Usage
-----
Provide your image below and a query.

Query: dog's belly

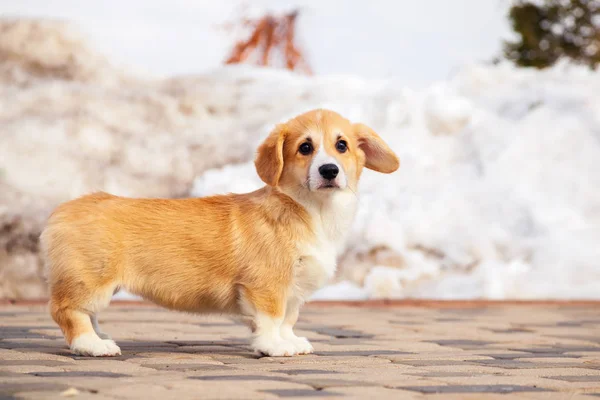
[122,262,241,314]
[128,282,240,314]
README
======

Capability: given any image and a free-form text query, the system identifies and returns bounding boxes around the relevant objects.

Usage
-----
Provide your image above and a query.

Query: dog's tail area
[41,192,116,281]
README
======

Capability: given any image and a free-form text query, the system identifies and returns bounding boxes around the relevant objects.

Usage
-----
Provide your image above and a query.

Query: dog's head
[255,109,399,194]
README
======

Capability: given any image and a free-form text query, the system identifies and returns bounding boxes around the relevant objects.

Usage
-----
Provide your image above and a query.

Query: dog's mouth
[316,182,340,190]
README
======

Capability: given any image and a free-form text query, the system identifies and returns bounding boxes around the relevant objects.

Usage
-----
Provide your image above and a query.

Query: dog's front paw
[70,334,121,357]
[252,337,297,357]
[289,336,313,355]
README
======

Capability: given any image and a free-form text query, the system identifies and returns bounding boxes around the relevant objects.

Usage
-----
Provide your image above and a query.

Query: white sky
[2,0,512,87]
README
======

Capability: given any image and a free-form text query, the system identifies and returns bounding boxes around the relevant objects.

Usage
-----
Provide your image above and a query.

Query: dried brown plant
[223,9,312,74]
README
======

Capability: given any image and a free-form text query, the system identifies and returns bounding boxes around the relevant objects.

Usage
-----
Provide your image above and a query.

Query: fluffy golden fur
[41,109,399,357]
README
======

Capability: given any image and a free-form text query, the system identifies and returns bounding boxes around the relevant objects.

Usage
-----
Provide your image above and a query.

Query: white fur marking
[251,313,297,357]
[280,324,313,354]
[70,333,121,357]
[292,190,358,301]
[308,136,347,190]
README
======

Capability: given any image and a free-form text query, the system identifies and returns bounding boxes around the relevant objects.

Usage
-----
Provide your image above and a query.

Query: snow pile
[192,62,600,300]
[3,18,599,300]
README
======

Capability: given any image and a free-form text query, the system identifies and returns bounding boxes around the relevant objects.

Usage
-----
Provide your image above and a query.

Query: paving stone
[28,371,130,378]
[260,388,340,397]
[0,382,68,396]
[307,327,374,339]
[263,355,392,366]
[189,374,290,382]
[396,384,550,393]
[393,359,475,367]
[520,394,599,400]
[333,386,422,400]
[404,371,492,378]
[143,363,233,372]
[509,346,600,354]
[480,353,581,360]
[292,378,377,390]
[544,375,600,382]
[433,318,464,322]
[314,350,410,357]
[0,341,50,350]
[211,355,276,365]
[0,312,17,317]
[0,327,60,340]
[486,328,535,333]
[0,360,71,367]
[472,359,600,370]
[0,372,23,378]
[316,338,371,346]
[546,335,600,345]
[420,395,533,400]
[0,302,599,399]
[117,340,179,349]
[437,308,490,315]
[23,392,117,400]
[426,340,494,349]
[272,369,340,375]
[166,340,245,347]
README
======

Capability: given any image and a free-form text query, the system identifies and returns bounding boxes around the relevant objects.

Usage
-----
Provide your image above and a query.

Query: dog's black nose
[319,164,339,180]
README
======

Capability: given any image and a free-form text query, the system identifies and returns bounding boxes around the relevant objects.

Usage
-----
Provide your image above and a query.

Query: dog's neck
[279,186,358,253]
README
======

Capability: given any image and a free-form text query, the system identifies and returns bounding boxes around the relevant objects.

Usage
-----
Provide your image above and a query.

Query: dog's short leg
[239,288,297,357]
[251,312,297,357]
[51,305,120,357]
[280,297,313,355]
[91,315,111,340]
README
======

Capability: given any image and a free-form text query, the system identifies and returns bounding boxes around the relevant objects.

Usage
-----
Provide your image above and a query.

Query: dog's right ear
[255,124,287,186]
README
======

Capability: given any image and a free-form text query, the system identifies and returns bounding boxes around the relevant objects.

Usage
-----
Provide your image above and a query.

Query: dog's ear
[255,124,287,186]
[353,123,399,173]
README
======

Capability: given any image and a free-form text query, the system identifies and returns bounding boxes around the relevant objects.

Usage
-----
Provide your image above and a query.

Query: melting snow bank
[191,62,600,300]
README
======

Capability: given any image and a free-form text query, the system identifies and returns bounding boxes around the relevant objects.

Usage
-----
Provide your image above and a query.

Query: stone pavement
[1,301,600,399]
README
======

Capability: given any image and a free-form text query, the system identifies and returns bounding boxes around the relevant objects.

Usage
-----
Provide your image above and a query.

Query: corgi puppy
[41,109,399,357]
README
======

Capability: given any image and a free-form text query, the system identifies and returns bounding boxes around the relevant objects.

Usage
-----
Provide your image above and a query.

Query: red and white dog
[42,109,399,357]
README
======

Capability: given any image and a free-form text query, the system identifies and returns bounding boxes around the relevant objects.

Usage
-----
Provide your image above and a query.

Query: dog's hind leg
[91,315,111,340]
[49,277,120,357]
[51,303,120,357]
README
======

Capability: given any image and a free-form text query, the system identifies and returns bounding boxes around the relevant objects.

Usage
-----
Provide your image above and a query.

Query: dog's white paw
[288,336,313,355]
[71,333,121,357]
[253,337,297,357]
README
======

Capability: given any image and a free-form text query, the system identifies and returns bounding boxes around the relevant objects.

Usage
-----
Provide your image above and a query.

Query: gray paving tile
[29,371,130,378]
[396,385,551,393]
[273,370,340,376]
[545,375,600,382]
[260,389,339,397]
[143,363,233,372]
[189,375,289,382]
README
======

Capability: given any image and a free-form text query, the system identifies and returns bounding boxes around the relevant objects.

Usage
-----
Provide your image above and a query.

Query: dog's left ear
[353,123,399,173]
[255,124,287,186]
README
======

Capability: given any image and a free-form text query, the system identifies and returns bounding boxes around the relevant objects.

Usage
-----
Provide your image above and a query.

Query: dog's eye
[299,142,313,155]
[336,140,348,153]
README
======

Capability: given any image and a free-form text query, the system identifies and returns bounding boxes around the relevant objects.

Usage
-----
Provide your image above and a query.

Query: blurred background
[1,0,599,301]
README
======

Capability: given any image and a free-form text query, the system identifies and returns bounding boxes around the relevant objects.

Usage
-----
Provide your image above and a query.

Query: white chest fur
[292,190,357,300]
